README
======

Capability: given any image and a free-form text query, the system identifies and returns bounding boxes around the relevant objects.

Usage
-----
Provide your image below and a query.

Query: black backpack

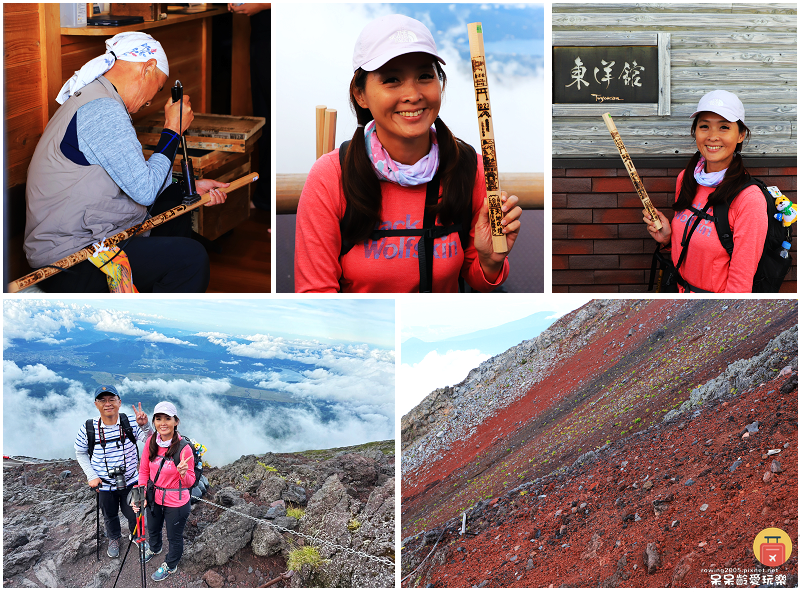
[336,140,473,292]
[147,435,207,506]
[650,178,792,293]
[85,414,139,460]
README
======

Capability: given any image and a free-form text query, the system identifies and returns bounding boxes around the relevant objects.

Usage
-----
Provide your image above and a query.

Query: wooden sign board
[552,32,670,117]
[134,113,265,153]
[554,46,659,104]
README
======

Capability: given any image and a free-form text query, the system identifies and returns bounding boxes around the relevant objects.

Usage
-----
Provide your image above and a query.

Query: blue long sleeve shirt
[73,97,180,206]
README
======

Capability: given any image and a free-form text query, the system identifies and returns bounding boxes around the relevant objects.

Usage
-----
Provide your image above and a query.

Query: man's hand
[228,3,270,16]
[195,179,230,206]
[164,95,194,135]
[88,478,101,489]
[131,402,148,427]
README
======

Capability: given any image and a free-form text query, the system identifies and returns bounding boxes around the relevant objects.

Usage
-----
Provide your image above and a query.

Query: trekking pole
[89,484,100,561]
[137,509,147,589]
[113,486,147,589]
[113,524,137,589]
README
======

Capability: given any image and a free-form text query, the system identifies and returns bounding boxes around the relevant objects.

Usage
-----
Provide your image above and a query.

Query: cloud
[3,362,392,466]
[3,300,80,348]
[3,361,99,460]
[3,301,193,348]
[398,349,492,416]
[200,333,395,412]
[220,360,239,365]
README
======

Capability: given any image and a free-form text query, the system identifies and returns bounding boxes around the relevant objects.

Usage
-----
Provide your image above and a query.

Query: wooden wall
[4,3,61,188]
[553,3,797,157]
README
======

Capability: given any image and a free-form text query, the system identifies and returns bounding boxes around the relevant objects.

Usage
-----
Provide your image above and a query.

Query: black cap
[94,385,120,399]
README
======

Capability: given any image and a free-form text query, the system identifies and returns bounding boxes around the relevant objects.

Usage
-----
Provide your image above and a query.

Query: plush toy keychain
[768,186,798,227]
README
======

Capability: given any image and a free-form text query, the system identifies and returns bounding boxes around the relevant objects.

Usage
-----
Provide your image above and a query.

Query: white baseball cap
[153,401,178,417]
[691,90,745,123]
[353,14,445,73]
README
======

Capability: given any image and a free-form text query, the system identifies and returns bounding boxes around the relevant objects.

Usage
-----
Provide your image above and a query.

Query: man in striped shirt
[75,385,152,558]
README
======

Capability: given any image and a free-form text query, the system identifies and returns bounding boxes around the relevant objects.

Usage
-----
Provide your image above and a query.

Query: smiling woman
[294,14,523,293]
[643,90,789,294]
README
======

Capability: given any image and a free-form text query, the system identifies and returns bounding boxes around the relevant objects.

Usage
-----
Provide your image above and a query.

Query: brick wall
[552,162,798,293]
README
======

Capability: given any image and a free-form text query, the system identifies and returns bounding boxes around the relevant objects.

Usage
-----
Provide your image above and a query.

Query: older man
[24,32,228,293]
[75,385,151,558]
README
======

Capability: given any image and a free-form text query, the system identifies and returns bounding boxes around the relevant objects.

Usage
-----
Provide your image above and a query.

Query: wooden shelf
[60,7,227,35]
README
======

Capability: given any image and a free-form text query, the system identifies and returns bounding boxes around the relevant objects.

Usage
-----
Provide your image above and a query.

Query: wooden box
[110,3,166,21]
[134,113,265,153]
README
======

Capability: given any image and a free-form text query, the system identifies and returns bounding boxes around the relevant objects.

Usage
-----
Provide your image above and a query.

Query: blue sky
[5,298,395,349]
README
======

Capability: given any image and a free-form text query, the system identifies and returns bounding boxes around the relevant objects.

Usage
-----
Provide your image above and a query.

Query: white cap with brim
[353,14,445,72]
[690,90,745,123]
[153,401,178,418]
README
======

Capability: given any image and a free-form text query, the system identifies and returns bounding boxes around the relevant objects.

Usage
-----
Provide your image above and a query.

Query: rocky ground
[4,441,395,588]
[401,299,798,587]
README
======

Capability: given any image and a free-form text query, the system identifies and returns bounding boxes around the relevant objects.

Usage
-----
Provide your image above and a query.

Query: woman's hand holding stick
[643,207,671,247]
[475,191,522,280]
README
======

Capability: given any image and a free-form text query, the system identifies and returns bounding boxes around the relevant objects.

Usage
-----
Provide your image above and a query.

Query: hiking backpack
[149,435,208,505]
[650,178,793,293]
[336,140,474,292]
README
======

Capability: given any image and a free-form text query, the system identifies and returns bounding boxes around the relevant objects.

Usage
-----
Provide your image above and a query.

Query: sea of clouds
[3,301,395,466]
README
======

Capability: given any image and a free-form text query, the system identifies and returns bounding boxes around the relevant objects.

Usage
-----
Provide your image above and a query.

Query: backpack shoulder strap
[85,419,96,458]
[456,140,477,253]
[710,178,767,256]
[338,140,355,258]
[119,414,136,445]
[172,437,191,467]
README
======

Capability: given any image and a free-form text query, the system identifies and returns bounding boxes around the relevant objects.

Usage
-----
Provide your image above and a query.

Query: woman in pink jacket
[132,401,194,582]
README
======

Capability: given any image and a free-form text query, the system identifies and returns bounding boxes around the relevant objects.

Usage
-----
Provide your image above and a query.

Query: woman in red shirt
[643,90,767,293]
[132,401,194,582]
[295,14,522,293]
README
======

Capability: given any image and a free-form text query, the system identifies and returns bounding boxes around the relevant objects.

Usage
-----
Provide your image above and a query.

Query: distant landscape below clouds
[3,300,395,465]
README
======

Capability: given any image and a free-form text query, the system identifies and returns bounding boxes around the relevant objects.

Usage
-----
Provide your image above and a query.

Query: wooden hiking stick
[602,113,661,230]
[322,108,337,156]
[468,22,508,253]
[315,105,327,159]
[8,172,259,293]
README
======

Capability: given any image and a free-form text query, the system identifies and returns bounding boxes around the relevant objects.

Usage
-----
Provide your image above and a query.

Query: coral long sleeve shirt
[294,149,509,293]
[670,171,767,293]
[138,434,195,507]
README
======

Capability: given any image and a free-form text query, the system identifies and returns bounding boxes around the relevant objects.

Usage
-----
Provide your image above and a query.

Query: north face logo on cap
[708,98,725,106]
[390,29,418,43]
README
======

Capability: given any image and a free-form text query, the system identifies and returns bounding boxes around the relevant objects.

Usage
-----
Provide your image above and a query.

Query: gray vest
[24,77,147,268]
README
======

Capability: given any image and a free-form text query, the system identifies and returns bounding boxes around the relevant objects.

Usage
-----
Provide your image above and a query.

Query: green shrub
[287,546,324,570]
[287,507,305,520]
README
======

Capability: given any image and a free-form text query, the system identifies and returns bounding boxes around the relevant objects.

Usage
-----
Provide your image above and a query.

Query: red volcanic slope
[402,300,796,541]
[403,374,797,588]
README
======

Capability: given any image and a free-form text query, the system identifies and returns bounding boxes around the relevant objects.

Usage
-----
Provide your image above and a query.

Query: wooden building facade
[552,3,797,293]
[3,4,269,292]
